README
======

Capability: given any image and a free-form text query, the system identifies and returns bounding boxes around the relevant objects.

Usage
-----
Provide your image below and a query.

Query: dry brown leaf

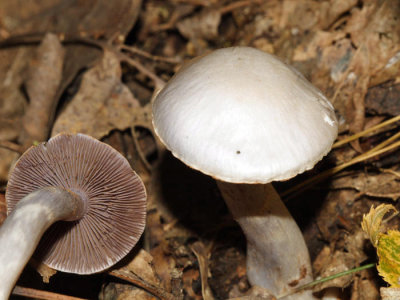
[110,248,175,300]
[30,258,58,283]
[150,243,175,292]
[350,269,380,300]
[313,230,368,291]
[51,50,140,139]
[0,0,142,39]
[182,268,202,300]
[366,82,400,116]
[123,249,161,287]
[331,172,400,201]
[292,31,347,63]
[177,8,221,41]
[229,285,276,300]
[20,33,65,148]
[190,241,214,300]
[380,287,400,299]
[100,282,157,300]
[0,47,32,182]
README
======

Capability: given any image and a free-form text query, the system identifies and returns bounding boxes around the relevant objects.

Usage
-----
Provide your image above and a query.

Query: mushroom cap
[6,133,147,274]
[152,47,338,184]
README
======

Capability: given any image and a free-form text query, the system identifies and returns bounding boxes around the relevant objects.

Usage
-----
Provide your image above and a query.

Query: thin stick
[119,45,181,64]
[333,115,400,149]
[283,140,400,198]
[278,263,376,299]
[13,285,87,300]
[108,270,175,300]
[0,140,23,154]
[219,0,262,14]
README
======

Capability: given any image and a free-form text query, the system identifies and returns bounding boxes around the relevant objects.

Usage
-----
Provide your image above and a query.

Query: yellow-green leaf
[361,204,397,247]
[377,230,400,287]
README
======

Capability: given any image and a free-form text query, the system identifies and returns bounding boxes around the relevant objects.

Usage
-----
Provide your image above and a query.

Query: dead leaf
[110,249,175,300]
[229,285,276,300]
[100,282,157,300]
[380,287,400,299]
[52,50,140,139]
[20,33,65,148]
[0,0,142,39]
[124,249,160,287]
[182,268,202,299]
[177,8,221,41]
[30,258,57,283]
[313,230,368,291]
[366,82,400,116]
[350,269,380,300]
[190,241,214,300]
[361,204,397,247]
[331,172,400,201]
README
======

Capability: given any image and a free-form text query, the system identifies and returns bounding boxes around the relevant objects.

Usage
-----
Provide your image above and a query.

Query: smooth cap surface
[6,133,147,274]
[152,47,338,183]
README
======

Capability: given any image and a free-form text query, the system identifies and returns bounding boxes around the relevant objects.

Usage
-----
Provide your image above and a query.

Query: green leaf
[377,230,400,287]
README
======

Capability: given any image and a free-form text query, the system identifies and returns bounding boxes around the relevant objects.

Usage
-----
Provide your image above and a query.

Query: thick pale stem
[217,182,315,300]
[0,187,84,300]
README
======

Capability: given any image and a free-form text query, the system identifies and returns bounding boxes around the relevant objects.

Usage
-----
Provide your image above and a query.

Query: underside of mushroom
[217,181,316,300]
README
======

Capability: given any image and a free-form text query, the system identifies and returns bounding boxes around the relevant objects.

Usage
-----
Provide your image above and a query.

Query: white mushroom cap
[152,47,338,184]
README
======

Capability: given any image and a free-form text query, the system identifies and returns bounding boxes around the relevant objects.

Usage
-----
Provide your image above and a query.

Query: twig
[12,285,87,300]
[0,140,23,154]
[219,0,263,14]
[119,45,181,64]
[108,270,175,300]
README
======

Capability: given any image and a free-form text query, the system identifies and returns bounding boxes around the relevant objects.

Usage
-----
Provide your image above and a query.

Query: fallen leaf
[177,8,221,41]
[30,258,58,283]
[100,282,157,300]
[52,50,140,139]
[380,287,400,299]
[366,82,400,116]
[331,172,400,201]
[377,230,400,287]
[190,241,215,300]
[361,204,397,247]
[313,230,368,291]
[0,0,142,39]
[20,33,65,148]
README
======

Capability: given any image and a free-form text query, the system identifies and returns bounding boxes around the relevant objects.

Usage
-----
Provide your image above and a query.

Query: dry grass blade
[190,241,215,300]
[333,115,400,149]
[283,138,400,199]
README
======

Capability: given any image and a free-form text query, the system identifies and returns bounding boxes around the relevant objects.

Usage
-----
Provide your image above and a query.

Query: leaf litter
[0,0,400,299]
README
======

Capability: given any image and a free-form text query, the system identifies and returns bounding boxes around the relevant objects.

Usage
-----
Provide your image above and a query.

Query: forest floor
[1,0,400,299]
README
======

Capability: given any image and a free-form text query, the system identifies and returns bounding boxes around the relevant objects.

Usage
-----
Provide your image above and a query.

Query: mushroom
[152,47,338,299]
[0,133,147,299]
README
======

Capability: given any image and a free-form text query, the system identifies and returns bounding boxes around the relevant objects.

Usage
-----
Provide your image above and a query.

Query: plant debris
[0,0,400,299]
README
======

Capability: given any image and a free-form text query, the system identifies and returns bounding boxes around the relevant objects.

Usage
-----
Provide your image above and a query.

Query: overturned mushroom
[0,133,147,299]
[152,47,338,299]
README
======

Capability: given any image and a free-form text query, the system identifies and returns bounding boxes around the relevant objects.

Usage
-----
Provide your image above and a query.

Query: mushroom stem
[0,187,84,300]
[217,182,315,300]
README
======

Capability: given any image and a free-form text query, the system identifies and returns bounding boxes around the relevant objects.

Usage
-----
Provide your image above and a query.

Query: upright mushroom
[0,133,147,299]
[152,47,338,299]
